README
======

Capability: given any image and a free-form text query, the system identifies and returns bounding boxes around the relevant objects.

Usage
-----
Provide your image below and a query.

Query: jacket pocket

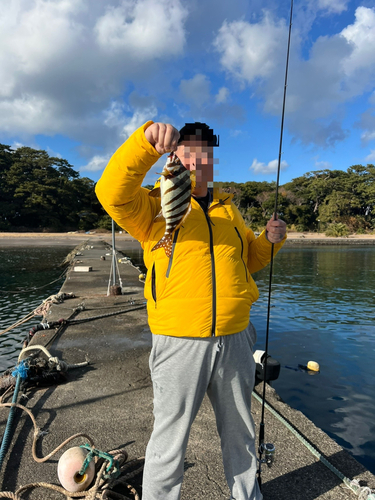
[235,227,248,282]
[151,262,157,303]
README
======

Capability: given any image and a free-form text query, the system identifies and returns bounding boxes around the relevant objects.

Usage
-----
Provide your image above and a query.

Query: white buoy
[307,360,320,372]
[57,447,95,492]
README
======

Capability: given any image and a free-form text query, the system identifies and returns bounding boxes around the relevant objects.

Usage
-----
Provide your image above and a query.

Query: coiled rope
[0,401,144,499]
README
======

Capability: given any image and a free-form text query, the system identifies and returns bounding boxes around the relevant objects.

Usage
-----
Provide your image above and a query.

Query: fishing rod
[257,0,294,489]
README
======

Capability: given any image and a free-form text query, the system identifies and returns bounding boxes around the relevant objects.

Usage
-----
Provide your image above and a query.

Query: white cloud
[361,130,375,142]
[121,107,158,140]
[214,6,375,148]
[0,0,187,145]
[213,13,287,84]
[315,160,332,169]
[215,87,229,104]
[229,129,243,137]
[365,150,375,163]
[179,74,211,108]
[317,0,348,15]
[10,141,25,150]
[250,158,288,174]
[79,104,158,172]
[341,7,375,78]
[46,147,63,159]
[95,0,188,57]
[357,106,375,144]
[0,94,63,135]
[81,155,110,172]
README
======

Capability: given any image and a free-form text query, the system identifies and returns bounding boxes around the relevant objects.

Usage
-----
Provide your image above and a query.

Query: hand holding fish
[266,214,287,243]
[145,123,180,155]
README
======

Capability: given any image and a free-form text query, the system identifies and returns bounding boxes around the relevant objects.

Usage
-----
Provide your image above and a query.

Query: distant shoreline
[0,231,374,247]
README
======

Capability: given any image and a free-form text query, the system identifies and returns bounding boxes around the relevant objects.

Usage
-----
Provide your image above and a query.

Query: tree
[0,144,14,230]
[0,144,104,231]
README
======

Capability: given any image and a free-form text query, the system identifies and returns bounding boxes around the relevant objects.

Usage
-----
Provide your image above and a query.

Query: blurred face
[176,137,214,197]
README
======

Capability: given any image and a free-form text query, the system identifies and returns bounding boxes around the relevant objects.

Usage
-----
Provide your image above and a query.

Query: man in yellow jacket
[96,121,286,500]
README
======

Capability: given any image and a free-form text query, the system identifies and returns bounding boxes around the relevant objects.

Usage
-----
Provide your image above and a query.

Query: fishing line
[257,0,294,488]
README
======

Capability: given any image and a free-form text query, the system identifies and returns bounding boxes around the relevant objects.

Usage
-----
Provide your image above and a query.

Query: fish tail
[151,233,173,257]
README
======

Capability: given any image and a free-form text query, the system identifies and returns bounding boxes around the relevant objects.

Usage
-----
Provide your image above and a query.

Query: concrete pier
[0,235,374,499]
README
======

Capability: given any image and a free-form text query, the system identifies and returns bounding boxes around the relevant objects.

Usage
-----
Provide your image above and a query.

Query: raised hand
[145,123,180,155]
[266,214,287,243]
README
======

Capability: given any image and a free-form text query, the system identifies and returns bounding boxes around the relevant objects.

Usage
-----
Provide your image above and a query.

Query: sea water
[0,244,374,475]
[251,245,375,475]
[0,246,74,373]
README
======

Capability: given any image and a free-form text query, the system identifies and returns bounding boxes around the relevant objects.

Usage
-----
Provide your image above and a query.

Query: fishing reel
[258,442,275,468]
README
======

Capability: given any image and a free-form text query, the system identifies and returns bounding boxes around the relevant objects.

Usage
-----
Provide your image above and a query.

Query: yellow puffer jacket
[95,121,286,338]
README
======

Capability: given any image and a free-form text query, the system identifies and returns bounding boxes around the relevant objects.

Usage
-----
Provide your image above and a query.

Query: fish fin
[153,210,165,222]
[149,186,161,198]
[151,233,173,257]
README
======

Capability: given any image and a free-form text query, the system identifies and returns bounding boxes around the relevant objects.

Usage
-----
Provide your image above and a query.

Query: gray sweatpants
[142,323,262,500]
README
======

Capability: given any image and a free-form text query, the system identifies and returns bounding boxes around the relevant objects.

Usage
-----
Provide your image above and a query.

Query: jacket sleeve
[95,121,162,243]
[246,228,287,274]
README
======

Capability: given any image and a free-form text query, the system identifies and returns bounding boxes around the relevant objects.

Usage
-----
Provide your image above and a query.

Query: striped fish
[149,153,193,257]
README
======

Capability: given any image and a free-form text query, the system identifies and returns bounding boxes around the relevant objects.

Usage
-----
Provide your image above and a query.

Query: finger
[157,124,167,152]
[269,213,278,221]
[268,219,285,227]
[163,125,179,151]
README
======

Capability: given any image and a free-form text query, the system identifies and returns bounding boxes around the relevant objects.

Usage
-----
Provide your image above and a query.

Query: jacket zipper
[166,229,180,278]
[151,263,157,306]
[204,212,217,336]
[235,227,248,282]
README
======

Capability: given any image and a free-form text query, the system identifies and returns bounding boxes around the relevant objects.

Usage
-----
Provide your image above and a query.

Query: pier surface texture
[1,234,374,499]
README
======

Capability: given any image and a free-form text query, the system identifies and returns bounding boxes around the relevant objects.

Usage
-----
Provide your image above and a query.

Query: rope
[0,268,68,294]
[11,361,28,379]
[107,258,114,296]
[0,311,39,337]
[115,256,123,291]
[0,403,144,499]
[67,305,146,325]
[16,345,89,372]
[252,391,375,499]
[18,345,55,362]
[44,304,85,349]
[0,292,75,337]
[0,402,94,463]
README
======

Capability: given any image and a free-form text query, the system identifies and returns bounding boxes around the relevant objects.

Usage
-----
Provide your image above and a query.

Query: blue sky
[1,0,375,187]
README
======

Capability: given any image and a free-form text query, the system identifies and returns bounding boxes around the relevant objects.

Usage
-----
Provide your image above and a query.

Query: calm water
[0,245,374,475]
[0,246,73,372]
[251,246,375,474]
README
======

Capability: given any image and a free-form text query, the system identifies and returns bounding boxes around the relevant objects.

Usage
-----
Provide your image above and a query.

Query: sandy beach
[0,231,137,247]
[0,231,374,247]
